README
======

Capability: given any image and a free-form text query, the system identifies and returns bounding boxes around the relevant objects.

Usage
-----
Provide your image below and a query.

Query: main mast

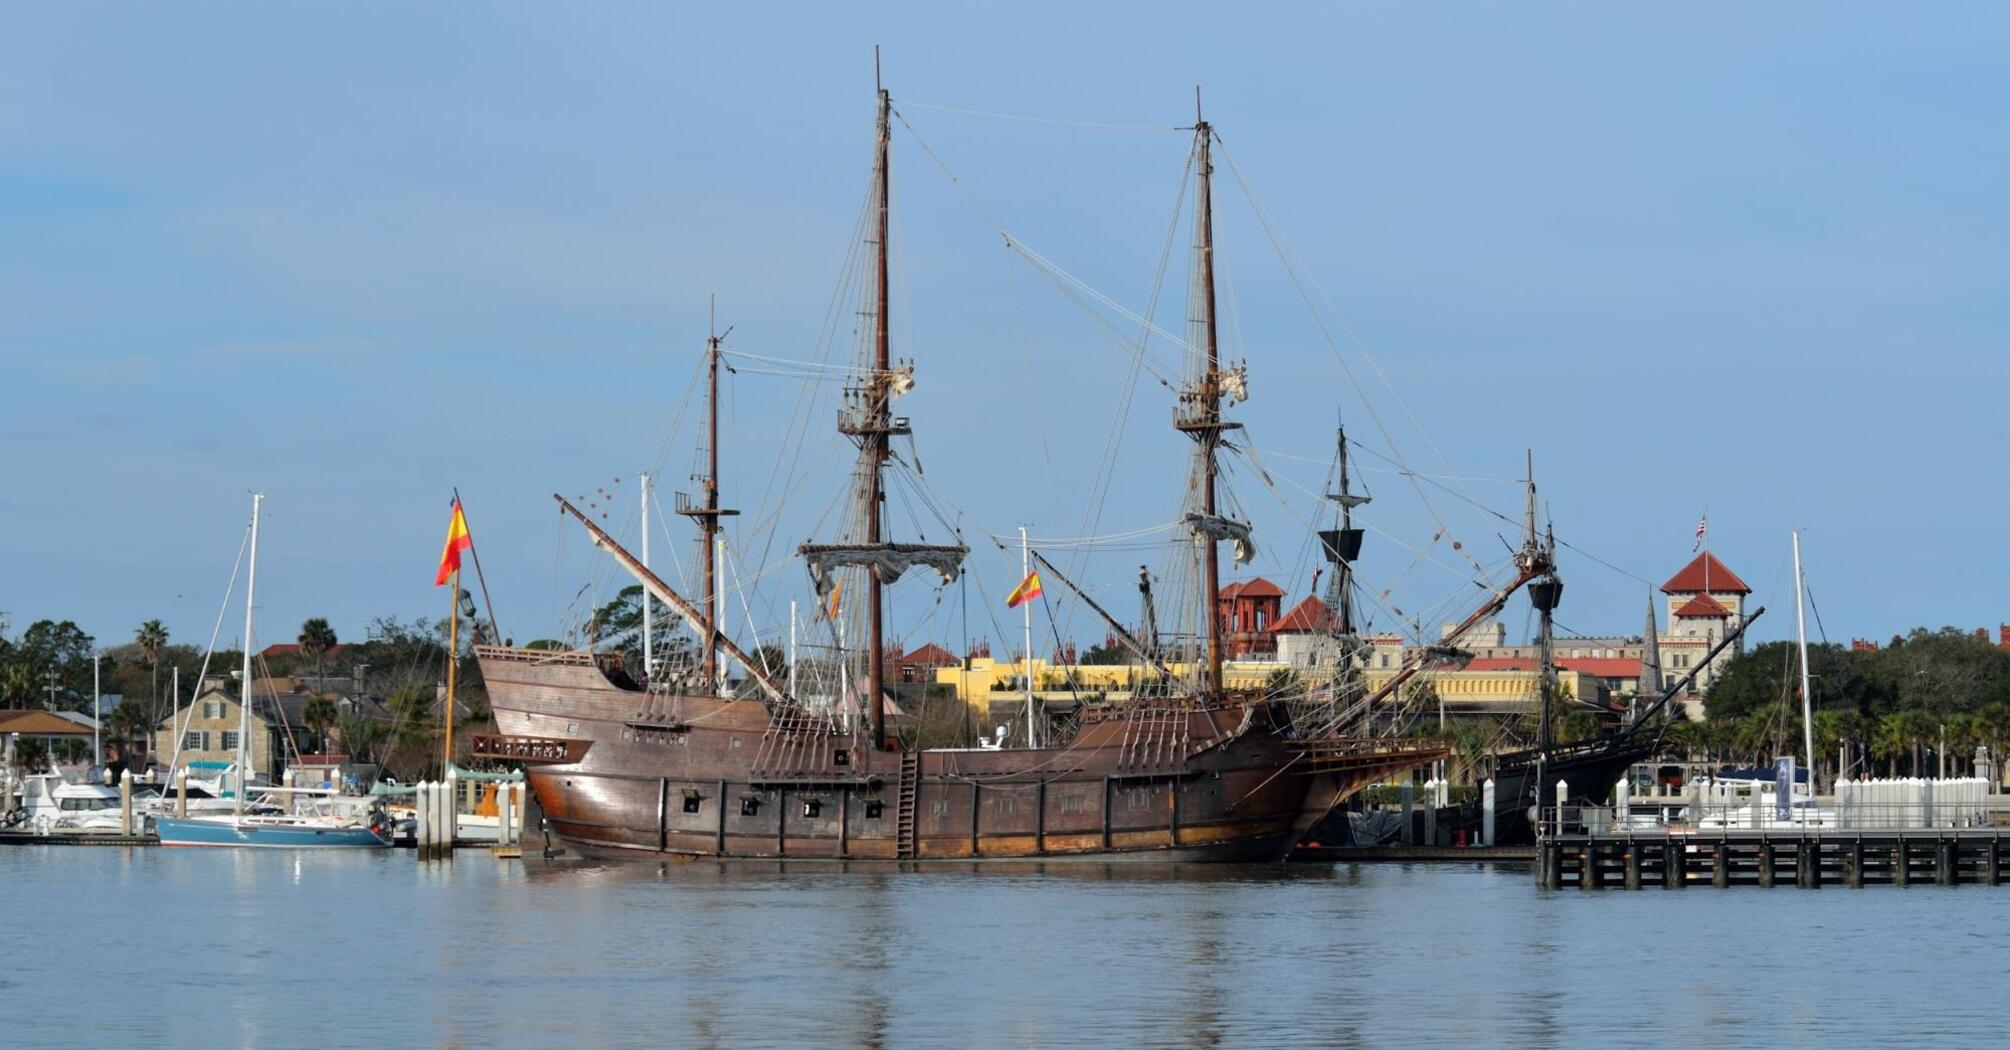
[867,81,892,746]
[1176,102,1235,699]
[678,304,737,694]
[797,63,967,749]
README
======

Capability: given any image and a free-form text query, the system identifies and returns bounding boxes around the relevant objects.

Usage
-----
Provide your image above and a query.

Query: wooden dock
[1537,830,2009,888]
[1296,845,1534,863]
[0,830,158,847]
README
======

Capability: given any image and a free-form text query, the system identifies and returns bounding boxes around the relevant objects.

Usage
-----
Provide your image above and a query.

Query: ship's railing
[468,733,591,765]
[472,645,595,666]
[1288,735,1451,758]
[1288,735,1452,775]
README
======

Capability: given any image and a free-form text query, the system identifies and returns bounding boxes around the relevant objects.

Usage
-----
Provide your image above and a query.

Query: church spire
[1640,590,1664,699]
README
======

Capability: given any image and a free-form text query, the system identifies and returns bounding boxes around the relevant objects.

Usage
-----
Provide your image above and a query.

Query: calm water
[2,847,2003,1049]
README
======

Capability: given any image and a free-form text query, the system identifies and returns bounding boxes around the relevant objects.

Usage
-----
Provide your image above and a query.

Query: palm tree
[0,661,33,710]
[1873,713,1908,777]
[1811,709,1854,786]
[298,618,338,688]
[135,619,169,727]
[1896,709,1937,776]
[302,694,340,753]
[1978,703,2010,789]
[106,702,154,761]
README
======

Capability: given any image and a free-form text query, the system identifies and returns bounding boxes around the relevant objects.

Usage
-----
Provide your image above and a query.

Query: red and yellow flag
[1006,571,1043,609]
[435,499,473,586]
[824,578,843,621]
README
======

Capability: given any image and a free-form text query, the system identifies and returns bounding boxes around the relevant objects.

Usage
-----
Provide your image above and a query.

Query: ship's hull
[477,647,1351,863]
[1489,737,1658,846]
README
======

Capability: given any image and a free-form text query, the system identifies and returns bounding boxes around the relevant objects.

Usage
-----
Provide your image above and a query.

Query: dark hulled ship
[468,81,1563,863]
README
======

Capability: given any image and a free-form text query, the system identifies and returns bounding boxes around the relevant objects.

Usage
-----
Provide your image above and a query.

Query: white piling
[420,780,439,856]
[1481,778,1496,847]
[1614,777,1630,827]
[1554,779,1568,836]
[1422,779,1438,846]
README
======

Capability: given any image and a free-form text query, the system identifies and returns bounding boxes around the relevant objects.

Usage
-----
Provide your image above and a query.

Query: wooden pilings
[1538,830,2010,889]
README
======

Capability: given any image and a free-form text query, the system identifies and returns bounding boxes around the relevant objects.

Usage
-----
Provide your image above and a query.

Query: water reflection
[2,848,2005,1049]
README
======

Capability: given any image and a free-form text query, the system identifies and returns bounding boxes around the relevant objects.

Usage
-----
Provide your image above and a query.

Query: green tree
[588,585,693,677]
[1079,640,1129,666]
[336,713,391,768]
[17,620,95,710]
[298,618,338,687]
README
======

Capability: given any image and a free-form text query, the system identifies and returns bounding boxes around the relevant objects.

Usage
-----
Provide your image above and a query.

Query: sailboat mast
[1194,108,1225,698]
[1792,530,1816,789]
[866,82,892,747]
[238,491,262,815]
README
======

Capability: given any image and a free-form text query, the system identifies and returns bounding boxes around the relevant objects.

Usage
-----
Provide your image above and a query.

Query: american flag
[1692,515,1708,552]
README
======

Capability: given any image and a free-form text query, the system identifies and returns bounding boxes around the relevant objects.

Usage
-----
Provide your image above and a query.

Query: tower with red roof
[1658,550,1752,698]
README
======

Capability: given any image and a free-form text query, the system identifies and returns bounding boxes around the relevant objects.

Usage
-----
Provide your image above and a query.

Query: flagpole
[1021,525,1037,749]
[452,486,501,646]
[444,563,458,777]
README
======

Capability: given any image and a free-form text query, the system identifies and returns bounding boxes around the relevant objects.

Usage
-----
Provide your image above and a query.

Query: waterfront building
[1657,551,1752,703]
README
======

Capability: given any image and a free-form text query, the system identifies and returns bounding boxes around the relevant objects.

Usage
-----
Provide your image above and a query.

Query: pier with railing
[1536,776,2010,888]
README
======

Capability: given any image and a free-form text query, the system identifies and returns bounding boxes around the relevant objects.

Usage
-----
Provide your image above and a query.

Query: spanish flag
[435,499,473,586]
[1006,571,1043,608]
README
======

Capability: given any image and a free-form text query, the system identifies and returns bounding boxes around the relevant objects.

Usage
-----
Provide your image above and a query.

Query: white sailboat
[154,494,393,848]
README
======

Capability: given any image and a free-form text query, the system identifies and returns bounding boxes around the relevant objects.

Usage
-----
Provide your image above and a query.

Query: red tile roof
[1465,657,1535,672]
[1563,657,1646,678]
[1660,552,1751,594]
[899,643,960,668]
[0,710,95,735]
[1444,656,1642,678]
[1673,593,1733,618]
[1219,577,1285,600]
[1267,597,1339,634]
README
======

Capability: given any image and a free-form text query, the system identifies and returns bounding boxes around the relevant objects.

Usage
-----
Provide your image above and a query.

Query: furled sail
[799,542,969,596]
[1184,514,1256,566]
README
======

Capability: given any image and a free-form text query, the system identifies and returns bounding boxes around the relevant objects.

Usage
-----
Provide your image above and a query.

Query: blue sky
[3,4,2005,658]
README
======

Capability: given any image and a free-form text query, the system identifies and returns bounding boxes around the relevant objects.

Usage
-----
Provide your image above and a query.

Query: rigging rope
[896,98,1183,133]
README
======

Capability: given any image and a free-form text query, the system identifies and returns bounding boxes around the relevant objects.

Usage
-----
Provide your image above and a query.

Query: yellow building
[933,656,1595,717]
